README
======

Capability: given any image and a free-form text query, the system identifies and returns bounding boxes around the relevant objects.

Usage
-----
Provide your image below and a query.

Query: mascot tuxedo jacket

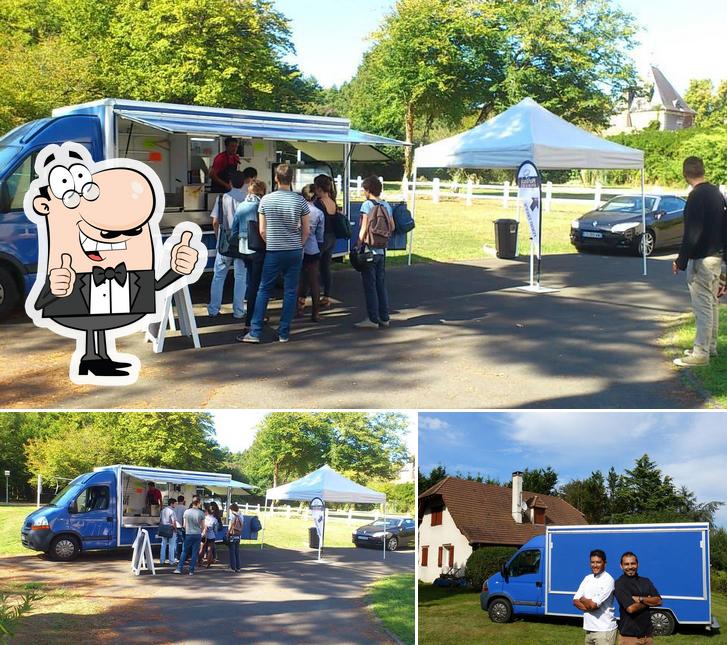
[34,269,179,318]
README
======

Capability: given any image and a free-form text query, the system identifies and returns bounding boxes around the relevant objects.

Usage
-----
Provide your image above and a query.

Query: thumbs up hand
[49,253,76,297]
[171,230,199,275]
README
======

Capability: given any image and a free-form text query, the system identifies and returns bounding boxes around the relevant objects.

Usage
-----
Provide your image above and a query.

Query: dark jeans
[319,232,336,297]
[228,537,241,570]
[251,249,303,339]
[175,528,186,559]
[360,253,389,324]
[176,533,201,573]
[243,252,265,327]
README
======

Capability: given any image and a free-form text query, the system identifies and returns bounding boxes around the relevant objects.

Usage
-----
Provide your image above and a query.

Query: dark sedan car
[352,518,415,551]
[570,194,686,256]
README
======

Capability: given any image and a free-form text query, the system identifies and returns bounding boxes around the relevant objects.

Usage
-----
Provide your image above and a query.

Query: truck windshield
[0,145,20,171]
[48,474,88,506]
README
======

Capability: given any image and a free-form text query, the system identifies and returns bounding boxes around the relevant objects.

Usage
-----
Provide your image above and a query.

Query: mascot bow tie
[92,263,128,287]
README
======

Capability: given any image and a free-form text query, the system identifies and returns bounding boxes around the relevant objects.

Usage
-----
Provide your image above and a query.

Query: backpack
[228,512,242,537]
[392,202,415,233]
[364,200,395,248]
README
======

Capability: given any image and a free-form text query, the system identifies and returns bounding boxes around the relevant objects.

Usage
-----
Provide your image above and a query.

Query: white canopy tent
[412,98,649,274]
[264,465,387,561]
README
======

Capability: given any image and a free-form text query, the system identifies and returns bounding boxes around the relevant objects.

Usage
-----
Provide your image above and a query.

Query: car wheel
[50,535,80,561]
[638,230,655,256]
[488,598,513,623]
[0,266,21,319]
[650,609,676,636]
[386,536,399,551]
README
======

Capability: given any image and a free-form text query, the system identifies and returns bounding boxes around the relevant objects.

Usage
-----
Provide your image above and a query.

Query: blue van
[480,523,718,636]
[21,464,252,561]
[0,98,408,317]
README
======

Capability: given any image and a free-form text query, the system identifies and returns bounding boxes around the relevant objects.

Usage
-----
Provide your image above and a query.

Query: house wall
[418,506,472,583]
[606,109,693,135]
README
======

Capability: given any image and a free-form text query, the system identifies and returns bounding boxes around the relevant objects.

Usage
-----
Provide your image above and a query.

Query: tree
[521,467,559,496]
[560,471,609,524]
[348,0,639,174]
[418,465,448,493]
[684,79,727,127]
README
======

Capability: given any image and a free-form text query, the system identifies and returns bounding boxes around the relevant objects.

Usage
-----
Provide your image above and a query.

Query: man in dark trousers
[672,156,727,367]
[614,552,662,645]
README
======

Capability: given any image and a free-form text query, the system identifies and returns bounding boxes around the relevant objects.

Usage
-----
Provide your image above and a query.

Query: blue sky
[273,0,727,93]
[419,411,727,528]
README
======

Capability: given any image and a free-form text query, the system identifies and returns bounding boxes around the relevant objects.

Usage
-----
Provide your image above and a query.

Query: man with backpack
[355,176,395,329]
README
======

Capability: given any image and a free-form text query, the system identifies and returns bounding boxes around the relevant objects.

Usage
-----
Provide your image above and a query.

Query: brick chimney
[512,471,523,524]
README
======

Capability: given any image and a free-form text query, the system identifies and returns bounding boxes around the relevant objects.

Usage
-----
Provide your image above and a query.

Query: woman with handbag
[297,184,326,321]
[200,504,220,568]
[232,180,267,339]
[313,174,339,308]
[227,503,243,573]
[158,498,178,566]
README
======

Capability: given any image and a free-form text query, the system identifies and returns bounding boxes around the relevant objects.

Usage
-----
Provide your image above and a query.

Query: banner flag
[310,497,325,543]
[516,161,542,260]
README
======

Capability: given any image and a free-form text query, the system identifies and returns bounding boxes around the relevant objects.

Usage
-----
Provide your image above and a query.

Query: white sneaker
[684,348,717,358]
[354,319,380,329]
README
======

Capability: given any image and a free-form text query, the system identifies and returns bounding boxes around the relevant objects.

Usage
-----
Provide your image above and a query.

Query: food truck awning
[114,109,407,147]
[116,465,234,489]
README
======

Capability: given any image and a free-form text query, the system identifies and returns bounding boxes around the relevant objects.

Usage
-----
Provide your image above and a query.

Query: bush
[464,546,517,591]
[712,527,727,572]
[711,570,727,595]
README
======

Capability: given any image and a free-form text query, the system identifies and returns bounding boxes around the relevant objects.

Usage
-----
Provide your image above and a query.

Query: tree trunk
[273,461,278,488]
[404,102,415,178]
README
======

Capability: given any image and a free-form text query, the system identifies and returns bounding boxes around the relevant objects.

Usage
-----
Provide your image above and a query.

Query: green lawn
[663,306,727,407]
[0,505,31,556]
[418,584,727,644]
[385,197,585,266]
[368,573,415,645]
[0,504,361,556]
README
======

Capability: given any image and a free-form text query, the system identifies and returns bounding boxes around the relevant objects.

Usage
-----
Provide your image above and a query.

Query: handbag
[157,523,173,539]
[332,211,352,239]
[217,195,245,259]
[349,244,375,272]
[247,218,266,251]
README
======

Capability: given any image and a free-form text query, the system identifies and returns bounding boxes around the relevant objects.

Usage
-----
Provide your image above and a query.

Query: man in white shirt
[573,549,618,645]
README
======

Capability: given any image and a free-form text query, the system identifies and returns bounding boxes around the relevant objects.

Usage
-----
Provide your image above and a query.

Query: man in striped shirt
[242,163,310,343]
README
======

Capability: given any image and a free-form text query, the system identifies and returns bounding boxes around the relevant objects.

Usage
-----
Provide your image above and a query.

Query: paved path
[3,545,413,644]
[0,252,710,409]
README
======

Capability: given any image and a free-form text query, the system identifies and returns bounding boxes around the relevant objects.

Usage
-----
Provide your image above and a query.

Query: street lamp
[4,470,9,504]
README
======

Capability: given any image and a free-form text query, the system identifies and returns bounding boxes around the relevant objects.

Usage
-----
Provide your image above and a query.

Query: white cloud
[419,416,452,431]
[418,415,464,445]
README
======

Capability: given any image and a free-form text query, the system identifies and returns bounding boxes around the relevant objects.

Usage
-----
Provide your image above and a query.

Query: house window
[431,505,443,526]
[421,546,429,566]
[437,546,443,567]
[534,507,545,524]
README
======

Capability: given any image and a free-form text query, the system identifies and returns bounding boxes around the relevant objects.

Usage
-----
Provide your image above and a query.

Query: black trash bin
[494,219,518,259]
[309,526,319,549]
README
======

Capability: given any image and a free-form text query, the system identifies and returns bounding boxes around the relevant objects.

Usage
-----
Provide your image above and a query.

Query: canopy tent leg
[261,496,268,550]
[408,165,418,266]
[383,503,386,561]
[344,143,352,258]
[318,503,325,563]
[641,167,647,276]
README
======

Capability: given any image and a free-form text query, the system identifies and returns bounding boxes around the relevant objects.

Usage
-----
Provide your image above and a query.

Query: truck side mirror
[501,563,509,582]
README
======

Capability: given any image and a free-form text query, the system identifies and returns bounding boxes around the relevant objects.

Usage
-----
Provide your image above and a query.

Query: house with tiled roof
[417,472,586,582]
[605,65,696,135]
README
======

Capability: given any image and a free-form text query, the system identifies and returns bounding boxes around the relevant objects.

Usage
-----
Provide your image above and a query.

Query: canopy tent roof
[413,98,644,170]
[265,465,386,505]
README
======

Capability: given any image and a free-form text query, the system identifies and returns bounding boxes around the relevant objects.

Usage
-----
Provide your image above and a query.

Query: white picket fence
[239,502,408,525]
[333,174,724,213]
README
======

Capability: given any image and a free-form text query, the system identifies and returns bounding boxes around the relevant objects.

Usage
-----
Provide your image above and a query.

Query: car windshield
[370,519,401,528]
[598,196,656,213]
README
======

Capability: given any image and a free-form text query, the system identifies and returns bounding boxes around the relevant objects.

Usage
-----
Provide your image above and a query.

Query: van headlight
[610,222,639,233]
[31,516,50,530]
[571,220,580,229]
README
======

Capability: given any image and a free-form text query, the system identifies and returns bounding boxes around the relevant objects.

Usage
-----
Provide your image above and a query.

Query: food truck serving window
[70,486,110,513]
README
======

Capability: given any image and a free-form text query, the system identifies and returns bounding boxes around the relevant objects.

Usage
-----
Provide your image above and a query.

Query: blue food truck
[480,523,718,636]
[0,98,409,317]
[21,464,253,561]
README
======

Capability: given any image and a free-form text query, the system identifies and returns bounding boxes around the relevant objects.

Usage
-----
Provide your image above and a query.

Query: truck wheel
[488,598,513,623]
[650,609,675,636]
[0,266,20,318]
[50,535,80,561]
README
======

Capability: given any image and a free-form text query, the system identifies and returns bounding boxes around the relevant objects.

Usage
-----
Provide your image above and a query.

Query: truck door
[505,548,544,614]
[67,484,116,550]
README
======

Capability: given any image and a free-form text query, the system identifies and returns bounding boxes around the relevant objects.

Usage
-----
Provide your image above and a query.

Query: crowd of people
[153,487,245,575]
[206,140,394,344]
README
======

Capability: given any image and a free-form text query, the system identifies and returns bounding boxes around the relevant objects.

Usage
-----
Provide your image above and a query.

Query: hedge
[464,546,518,591]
